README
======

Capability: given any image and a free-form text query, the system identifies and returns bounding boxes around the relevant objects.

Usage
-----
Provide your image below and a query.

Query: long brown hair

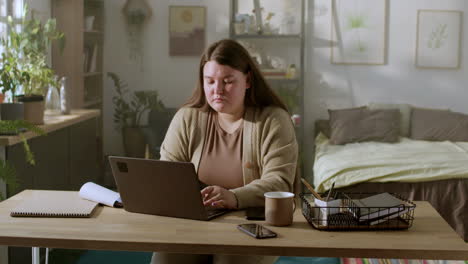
[183,39,288,112]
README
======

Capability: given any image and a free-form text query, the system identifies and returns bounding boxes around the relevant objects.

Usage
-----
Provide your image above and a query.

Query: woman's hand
[201,185,238,209]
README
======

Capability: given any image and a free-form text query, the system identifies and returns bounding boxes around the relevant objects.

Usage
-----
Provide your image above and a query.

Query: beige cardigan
[160,106,298,208]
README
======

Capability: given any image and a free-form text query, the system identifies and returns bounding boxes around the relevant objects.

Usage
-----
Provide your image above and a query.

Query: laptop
[108,156,229,221]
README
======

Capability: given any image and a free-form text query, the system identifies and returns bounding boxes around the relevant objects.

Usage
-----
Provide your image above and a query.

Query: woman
[152,39,298,264]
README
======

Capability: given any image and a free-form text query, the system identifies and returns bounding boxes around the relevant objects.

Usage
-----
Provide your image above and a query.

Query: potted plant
[18,56,60,125]
[0,26,27,121]
[0,120,45,200]
[0,5,64,124]
[108,72,165,158]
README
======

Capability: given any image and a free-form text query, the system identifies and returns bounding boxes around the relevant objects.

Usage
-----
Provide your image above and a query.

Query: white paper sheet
[79,182,121,207]
[314,198,342,226]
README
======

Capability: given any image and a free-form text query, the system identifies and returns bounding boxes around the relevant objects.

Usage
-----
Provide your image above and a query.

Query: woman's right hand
[201,185,238,209]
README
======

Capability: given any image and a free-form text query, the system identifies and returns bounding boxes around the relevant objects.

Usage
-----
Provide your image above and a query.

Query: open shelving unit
[83,0,104,110]
[51,0,105,182]
[230,0,305,179]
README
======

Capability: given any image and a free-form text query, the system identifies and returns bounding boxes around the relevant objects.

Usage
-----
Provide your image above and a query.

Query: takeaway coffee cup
[264,191,296,226]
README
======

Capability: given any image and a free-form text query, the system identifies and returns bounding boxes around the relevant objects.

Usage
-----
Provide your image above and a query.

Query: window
[0,0,24,45]
[0,0,23,101]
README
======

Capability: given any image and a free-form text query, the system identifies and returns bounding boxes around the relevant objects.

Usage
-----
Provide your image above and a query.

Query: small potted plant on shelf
[0,5,64,124]
[17,56,60,124]
[108,72,165,158]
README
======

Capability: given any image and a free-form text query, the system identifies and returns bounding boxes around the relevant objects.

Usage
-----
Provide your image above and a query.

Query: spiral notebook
[11,190,98,218]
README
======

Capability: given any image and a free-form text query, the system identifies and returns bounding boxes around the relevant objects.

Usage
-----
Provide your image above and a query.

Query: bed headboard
[315,119,331,138]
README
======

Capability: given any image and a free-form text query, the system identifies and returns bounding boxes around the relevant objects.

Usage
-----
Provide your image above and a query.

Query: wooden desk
[0,111,101,264]
[0,190,467,261]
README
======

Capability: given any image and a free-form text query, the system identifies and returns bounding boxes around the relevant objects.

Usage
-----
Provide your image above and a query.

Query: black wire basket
[300,192,416,231]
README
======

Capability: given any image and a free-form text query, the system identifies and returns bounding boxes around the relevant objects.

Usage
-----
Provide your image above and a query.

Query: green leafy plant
[0,57,22,101]
[20,7,64,96]
[0,5,64,100]
[126,10,148,25]
[0,160,17,201]
[123,0,152,26]
[0,21,29,101]
[107,72,165,130]
[21,55,59,97]
[0,120,45,200]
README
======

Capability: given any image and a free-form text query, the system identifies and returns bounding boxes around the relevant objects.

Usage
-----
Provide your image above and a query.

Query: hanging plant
[122,0,152,70]
[127,9,148,25]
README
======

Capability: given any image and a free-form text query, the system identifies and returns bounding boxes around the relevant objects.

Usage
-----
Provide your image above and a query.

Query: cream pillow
[368,103,411,137]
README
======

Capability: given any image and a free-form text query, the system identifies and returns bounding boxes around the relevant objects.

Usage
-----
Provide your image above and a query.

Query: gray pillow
[410,108,468,141]
[368,103,411,137]
[329,107,400,145]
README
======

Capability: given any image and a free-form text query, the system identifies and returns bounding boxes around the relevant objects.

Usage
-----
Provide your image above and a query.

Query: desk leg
[32,247,40,264]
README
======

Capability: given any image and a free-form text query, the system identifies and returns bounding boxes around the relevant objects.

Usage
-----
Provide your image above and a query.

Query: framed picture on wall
[415,10,463,69]
[169,6,206,56]
[331,0,388,65]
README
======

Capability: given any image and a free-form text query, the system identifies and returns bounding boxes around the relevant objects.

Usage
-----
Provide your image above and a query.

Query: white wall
[102,0,468,180]
[303,0,468,179]
[103,0,229,155]
[27,0,49,18]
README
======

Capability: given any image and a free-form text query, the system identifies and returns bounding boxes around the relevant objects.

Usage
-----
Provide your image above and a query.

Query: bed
[313,115,468,242]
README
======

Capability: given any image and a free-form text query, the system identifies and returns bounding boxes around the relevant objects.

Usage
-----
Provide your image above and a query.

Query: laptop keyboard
[206,208,228,218]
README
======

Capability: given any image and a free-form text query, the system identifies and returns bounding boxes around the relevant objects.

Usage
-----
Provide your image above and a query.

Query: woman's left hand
[201,185,238,209]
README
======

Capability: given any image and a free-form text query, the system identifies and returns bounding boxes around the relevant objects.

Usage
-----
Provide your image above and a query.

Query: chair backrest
[147,108,178,157]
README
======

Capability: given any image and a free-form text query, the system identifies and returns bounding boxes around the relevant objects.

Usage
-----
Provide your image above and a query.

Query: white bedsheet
[313,133,468,192]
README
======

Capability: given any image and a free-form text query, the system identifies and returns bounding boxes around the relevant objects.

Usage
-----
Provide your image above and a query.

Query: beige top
[160,106,298,208]
[198,111,244,189]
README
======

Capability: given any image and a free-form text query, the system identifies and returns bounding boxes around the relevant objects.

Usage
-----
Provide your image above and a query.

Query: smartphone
[237,224,277,239]
[245,207,265,220]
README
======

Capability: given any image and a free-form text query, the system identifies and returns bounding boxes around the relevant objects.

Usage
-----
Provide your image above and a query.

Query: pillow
[410,108,468,141]
[329,107,400,145]
[368,103,411,137]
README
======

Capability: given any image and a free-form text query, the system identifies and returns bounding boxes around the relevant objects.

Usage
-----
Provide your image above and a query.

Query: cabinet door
[70,118,99,189]
[7,128,69,196]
